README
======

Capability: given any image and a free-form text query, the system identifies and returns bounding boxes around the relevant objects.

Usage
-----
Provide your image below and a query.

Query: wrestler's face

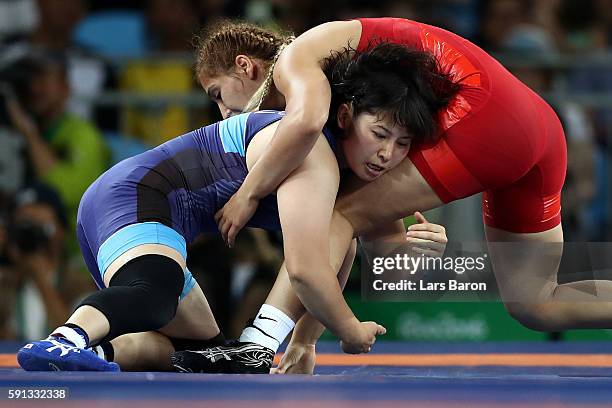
[337,104,412,181]
[199,55,264,119]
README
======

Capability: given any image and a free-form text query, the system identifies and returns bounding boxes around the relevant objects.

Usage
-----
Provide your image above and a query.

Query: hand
[0,85,37,137]
[340,321,386,354]
[271,342,316,375]
[214,189,260,248]
[7,246,56,283]
[406,211,448,257]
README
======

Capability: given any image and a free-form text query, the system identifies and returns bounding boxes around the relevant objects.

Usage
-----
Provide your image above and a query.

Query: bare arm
[216,21,362,246]
[288,238,357,346]
[244,21,362,199]
[276,135,356,337]
[6,98,58,174]
[276,135,384,351]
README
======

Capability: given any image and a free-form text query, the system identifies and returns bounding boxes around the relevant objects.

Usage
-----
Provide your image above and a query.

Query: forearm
[290,314,325,346]
[290,238,356,345]
[23,130,58,175]
[289,264,358,340]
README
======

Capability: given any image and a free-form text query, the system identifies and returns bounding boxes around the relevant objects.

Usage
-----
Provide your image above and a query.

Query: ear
[235,55,256,80]
[336,103,353,130]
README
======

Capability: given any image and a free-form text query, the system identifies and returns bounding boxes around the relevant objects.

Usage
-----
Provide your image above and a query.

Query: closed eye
[373,131,386,140]
[397,140,411,147]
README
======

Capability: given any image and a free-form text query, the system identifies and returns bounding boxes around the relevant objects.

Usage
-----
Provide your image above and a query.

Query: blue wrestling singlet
[76,111,337,292]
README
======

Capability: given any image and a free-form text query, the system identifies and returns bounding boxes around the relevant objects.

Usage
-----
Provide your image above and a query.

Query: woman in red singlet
[196,18,607,374]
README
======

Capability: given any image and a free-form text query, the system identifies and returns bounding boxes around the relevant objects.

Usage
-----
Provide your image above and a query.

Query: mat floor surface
[1,342,612,407]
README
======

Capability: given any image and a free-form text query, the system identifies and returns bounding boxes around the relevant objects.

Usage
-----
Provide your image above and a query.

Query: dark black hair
[323,41,462,143]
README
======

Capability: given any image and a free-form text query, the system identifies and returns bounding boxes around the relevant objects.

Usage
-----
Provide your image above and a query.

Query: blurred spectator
[0,0,37,43]
[1,52,109,232]
[383,0,479,39]
[30,0,85,50]
[557,0,611,52]
[557,0,612,239]
[0,0,116,125]
[120,0,202,146]
[479,0,557,51]
[0,184,95,341]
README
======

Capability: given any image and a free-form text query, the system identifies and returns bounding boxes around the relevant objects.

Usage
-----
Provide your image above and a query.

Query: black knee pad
[79,254,184,343]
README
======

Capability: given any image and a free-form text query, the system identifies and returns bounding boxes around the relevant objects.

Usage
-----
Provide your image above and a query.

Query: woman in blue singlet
[17,43,451,372]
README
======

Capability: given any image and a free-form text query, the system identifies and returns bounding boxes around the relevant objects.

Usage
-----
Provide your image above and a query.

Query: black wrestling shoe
[171,341,274,374]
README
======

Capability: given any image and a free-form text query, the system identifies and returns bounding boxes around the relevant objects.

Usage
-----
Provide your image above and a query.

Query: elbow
[285,99,330,136]
[288,110,328,137]
[286,260,307,286]
[286,257,317,287]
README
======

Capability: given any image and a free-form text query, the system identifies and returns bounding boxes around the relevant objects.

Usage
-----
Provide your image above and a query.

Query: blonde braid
[243,35,295,113]
[195,20,291,79]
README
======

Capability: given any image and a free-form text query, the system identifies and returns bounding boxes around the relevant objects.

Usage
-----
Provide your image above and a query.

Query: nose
[216,102,233,119]
[378,141,394,163]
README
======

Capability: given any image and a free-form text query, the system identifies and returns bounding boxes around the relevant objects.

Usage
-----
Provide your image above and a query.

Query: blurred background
[0,0,611,344]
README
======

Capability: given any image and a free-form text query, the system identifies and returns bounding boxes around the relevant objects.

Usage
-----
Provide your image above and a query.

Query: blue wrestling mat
[1,341,612,407]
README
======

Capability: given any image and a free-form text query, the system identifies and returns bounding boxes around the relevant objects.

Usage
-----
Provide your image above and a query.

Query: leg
[170,237,359,374]
[111,331,175,371]
[108,281,222,371]
[157,282,221,340]
[65,244,188,345]
[272,239,357,374]
[18,246,220,372]
[487,224,612,330]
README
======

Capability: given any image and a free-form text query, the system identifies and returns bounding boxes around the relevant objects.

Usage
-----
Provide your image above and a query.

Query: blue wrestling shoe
[17,336,120,372]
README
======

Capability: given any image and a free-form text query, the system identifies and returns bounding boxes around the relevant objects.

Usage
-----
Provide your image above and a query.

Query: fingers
[215,208,229,245]
[412,246,443,257]
[218,218,229,245]
[408,223,446,233]
[414,211,427,224]
[406,231,448,243]
[377,324,387,335]
[214,208,223,225]
[227,225,240,248]
[215,207,238,247]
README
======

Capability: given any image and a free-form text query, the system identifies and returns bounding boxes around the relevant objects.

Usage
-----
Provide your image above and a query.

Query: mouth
[365,163,385,177]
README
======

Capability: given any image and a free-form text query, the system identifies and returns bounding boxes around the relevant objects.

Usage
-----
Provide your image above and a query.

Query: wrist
[336,316,361,341]
[288,340,316,351]
[241,178,264,200]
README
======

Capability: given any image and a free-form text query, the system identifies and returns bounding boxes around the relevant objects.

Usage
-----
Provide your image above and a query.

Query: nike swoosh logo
[257,314,277,322]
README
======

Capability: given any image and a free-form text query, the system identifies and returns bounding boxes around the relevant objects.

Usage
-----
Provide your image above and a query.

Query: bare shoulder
[246,121,338,181]
[245,121,280,171]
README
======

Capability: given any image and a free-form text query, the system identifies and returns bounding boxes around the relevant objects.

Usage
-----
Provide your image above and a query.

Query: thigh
[111,331,175,371]
[96,222,188,289]
[157,281,220,340]
[482,102,566,234]
[485,224,564,303]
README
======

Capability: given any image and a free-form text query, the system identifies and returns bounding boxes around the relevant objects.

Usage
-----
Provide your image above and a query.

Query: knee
[145,286,180,329]
[505,302,565,332]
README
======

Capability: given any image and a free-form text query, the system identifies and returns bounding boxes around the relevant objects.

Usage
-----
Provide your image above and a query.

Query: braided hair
[194,20,293,111]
